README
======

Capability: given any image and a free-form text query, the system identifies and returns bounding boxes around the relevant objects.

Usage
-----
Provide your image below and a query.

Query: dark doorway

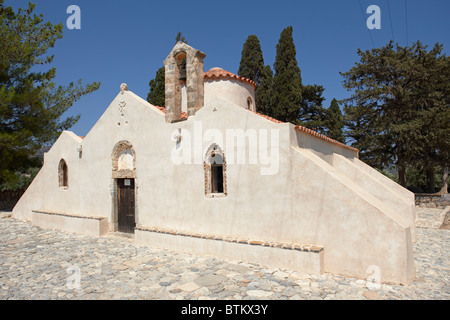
[117,178,135,234]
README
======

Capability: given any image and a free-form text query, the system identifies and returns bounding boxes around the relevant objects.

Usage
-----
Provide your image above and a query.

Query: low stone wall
[415,194,450,209]
[32,210,109,236]
[135,226,324,275]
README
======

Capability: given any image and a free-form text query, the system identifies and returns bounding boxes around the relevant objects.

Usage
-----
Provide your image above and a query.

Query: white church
[12,42,417,284]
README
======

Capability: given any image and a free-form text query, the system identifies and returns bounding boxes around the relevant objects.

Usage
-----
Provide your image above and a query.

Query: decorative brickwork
[135,225,324,253]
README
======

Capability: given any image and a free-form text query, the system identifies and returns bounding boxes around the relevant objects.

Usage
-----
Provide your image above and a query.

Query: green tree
[146,66,165,107]
[325,98,345,143]
[408,48,449,192]
[341,41,449,189]
[297,84,327,133]
[0,1,100,186]
[255,65,275,115]
[272,26,303,123]
[238,35,265,86]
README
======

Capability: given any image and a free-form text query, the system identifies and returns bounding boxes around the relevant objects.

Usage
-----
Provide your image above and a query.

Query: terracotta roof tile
[294,124,359,153]
[249,110,358,152]
[204,67,257,89]
[250,110,284,124]
[153,105,188,119]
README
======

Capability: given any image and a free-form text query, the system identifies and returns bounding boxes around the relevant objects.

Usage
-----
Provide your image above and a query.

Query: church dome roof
[204,67,257,89]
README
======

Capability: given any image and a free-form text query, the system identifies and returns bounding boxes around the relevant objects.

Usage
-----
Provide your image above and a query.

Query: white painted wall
[182,79,256,113]
[12,90,416,284]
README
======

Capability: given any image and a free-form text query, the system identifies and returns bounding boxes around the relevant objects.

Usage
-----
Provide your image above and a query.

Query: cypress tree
[326,98,345,143]
[238,35,265,86]
[255,65,275,116]
[273,26,303,123]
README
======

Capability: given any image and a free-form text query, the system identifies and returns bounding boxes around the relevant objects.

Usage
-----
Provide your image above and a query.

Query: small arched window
[204,144,227,197]
[247,97,253,110]
[58,159,68,188]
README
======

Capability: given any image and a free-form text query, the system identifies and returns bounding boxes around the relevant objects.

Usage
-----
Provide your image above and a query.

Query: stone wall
[415,194,450,209]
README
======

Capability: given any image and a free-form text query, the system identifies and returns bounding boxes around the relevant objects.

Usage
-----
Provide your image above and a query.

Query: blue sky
[8,0,450,137]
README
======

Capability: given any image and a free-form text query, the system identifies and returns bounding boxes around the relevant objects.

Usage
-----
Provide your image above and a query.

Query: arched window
[247,97,253,110]
[111,141,136,179]
[204,144,227,197]
[58,159,68,188]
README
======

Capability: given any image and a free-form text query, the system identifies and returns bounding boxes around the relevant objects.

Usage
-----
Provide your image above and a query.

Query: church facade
[12,42,417,284]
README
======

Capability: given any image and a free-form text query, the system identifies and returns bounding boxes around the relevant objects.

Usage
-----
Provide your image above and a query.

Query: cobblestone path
[0,209,448,300]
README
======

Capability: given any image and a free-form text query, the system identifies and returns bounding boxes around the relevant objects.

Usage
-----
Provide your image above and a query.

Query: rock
[273,271,289,279]
[111,264,129,271]
[178,282,201,292]
[363,290,381,300]
[224,264,252,273]
[246,290,273,298]
[281,287,297,297]
[169,288,182,294]
[193,287,210,297]
[440,211,450,230]
[194,274,226,287]
[290,273,311,280]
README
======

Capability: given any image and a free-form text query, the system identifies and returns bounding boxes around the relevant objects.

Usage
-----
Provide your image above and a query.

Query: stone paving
[0,209,448,300]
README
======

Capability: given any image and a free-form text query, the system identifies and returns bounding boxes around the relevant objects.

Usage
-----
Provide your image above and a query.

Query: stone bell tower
[164,42,206,122]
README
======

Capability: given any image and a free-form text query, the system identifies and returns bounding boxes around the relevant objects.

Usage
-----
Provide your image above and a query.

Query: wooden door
[117,178,135,233]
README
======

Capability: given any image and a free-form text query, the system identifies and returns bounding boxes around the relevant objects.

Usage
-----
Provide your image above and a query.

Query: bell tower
[164,42,206,122]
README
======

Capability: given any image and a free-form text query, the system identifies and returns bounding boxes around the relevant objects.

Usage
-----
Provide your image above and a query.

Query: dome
[204,67,257,89]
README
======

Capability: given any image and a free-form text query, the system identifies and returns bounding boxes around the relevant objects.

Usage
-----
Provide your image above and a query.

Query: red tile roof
[251,110,357,152]
[250,110,284,124]
[204,67,257,90]
[154,105,188,119]
[294,125,359,153]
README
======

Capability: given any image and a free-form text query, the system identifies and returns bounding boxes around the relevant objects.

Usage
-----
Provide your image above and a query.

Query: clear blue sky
[9,0,450,136]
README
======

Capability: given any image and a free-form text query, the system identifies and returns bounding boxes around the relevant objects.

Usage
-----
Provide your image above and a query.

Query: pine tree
[238,35,265,86]
[326,98,345,143]
[297,84,327,132]
[272,26,303,123]
[147,66,165,107]
[0,1,100,186]
[341,41,449,188]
